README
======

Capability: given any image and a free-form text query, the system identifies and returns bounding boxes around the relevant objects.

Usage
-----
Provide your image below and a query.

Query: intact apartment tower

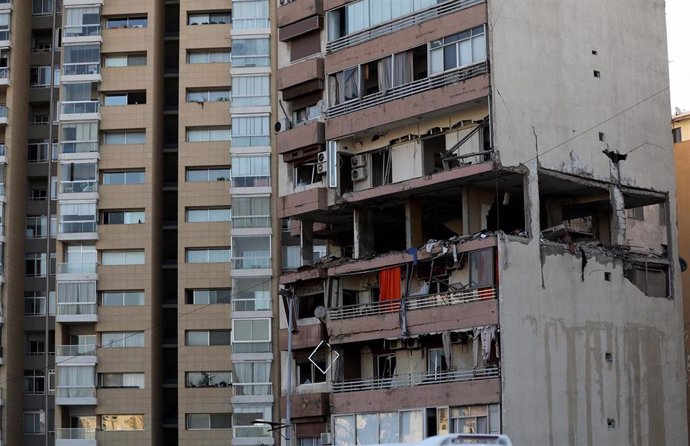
[0,0,279,445]
[673,111,690,437]
[276,0,687,445]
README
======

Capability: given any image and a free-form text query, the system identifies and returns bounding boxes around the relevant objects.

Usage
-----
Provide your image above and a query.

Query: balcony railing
[0,144,6,156]
[232,298,271,312]
[234,426,271,438]
[0,105,7,118]
[63,62,100,76]
[56,428,97,440]
[60,141,99,154]
[0,67,7,80]
[64,24,101,38]
[328,286,496,320]
[232,257,271,269]
[326,0,483,53]
[59,221,97,233]
[56,385,96,398]
[332,366,500,393]
[233,383,272,396]
[56,343,97,357]
[57,262,97,274]
[60,100,99,115]
[33,43,52,53]
[59,180,97,194]
[327,62,488,119]
[57,302,97,316]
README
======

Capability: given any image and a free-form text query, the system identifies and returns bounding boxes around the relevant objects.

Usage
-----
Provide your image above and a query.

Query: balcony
[63,24,102,44]
[59,180,98,195]
[326,0,483,53]
[64,0,103,6]
[0,67,8,86]
[57,262,98,281]
[58,221,98,241]
[333,367,499,393]
[56,428,97,446]
[278,0,323,28]
[0,30,8,48]
[0,0,9,11]
[277,121,325,156]
[62,62,101,82]
[56,302,98,323]
[59,101,100,121]
[60,141,99,159]
[0,144,6,164]
[278,57,324,99]
[0,105,7,125]
[56,385,97,405]
[327,62,487,121]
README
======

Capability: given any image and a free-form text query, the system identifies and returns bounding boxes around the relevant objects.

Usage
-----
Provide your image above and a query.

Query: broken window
[293,160,320,187]
[627,207,644,220]
[370,149,392,187]
[626,265,668,298]
[297,292,323,319]
[469,249,495,289]
[297,352,326,385]
[375,354,396,379]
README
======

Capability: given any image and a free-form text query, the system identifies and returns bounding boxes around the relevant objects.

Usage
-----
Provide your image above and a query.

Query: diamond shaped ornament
[308,340,339,375]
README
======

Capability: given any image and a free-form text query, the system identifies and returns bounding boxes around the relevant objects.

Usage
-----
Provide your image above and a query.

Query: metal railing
[59,221,97,234]
[64,24,101,38]
[60,100,99,115]
[332,366,499,393]
[232,257,271,269]
[33,43,52,53]
[56,428,96,440]
[63,62,100,76]
[326,0,484,53]
[232,298,271,312]
[56,385,96,398]
[327,62,488,119]
[328,286,496,320]
[56,342,97,356]
[56,302,97,316]
[57,262,97,274]
[59,180,97,194]
[234,426,271,438]
[233,383,272,396]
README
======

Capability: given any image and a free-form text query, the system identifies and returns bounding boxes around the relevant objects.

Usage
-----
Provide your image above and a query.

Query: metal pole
[285,292,293,446]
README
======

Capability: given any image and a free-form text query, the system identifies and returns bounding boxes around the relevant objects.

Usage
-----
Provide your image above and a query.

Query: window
[60,122,99,153]
[186,248,231,263]
[449,404,500,435]
[333,410,424,446]
[56,282,96,315]
[628,207,645,220]
[231,155,270,187]
[30,66,52,87]
[232,0,269,29]
[297,355,326,385]
[185,330,232,346]
[26,215,49,238]
[429,26,486,75]
[186,88,231,103]
[232,361,271,395]
[59,202,97,233]
[186,289,232,305]
[101,415,144,431]
[102,170,145,185]
[104,53,146,67]
[233,405,272,437]
[186,167,231,182]
[103,130,146,145]
[300,438,322,446]
[57,365,96,398]
[232,75,269,107]
[186,126,232,142]
[232,196,270,228]
[294,104,321,124]
[105,16,148,29]
[469,248,495,289]
[102,210,145,224]
[232,319,271,353]
[427,348,448,377]
[25,291,50,316]
[102,332,145,348]
[59,161,98,193]
[233,277,271,311]
[232,115,270,147]
[185,371,232,388]
[104,91,146,106]
[232,236,270,269]
[231,38,269,67]
[673,127,682,143]
[186,413,232,430]
[33,0,54,16]
[0,13,8,41]
[25,370,46,395]
[64,8,101,38]
[186,207,231,223]
[101,291,145,306]
[24,411,46,434]
[63,44,100,76]
[101,250,145,265]
[99,373,145,389]
[188,11,232,25]
[64,244,97,272]
[187,49,231,64]
[26,253,49,277]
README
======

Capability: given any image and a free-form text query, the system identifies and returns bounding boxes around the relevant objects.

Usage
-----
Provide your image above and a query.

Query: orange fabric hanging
[379,267,402,301]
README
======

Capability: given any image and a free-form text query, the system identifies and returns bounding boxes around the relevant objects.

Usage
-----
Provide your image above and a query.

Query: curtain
[379,267,401,301]
[377,56,392,93]
[393,51,413,86]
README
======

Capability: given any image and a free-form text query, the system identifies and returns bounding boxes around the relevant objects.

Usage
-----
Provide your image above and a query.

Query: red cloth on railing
[379,267,401,310]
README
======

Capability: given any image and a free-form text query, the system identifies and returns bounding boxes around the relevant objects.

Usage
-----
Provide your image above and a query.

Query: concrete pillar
[462,188,470,235]
[405,197,424,247]
[609,185,627,245]
[300,219,314,266]
[353,208,375,259]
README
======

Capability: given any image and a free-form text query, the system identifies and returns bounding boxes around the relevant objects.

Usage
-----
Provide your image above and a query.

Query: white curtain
[378,56,392,93]
[58,365,94,387]
[393,51,413,86]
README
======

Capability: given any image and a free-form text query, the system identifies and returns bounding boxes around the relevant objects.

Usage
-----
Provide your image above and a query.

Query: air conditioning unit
[274,118,292,133]
[351,154,367,168]
[316,162,327,175]
[351,167,367,182]
[317,151,328,163]
[320,433,332,445]
[388,338,420,350]
[388,339,404,350]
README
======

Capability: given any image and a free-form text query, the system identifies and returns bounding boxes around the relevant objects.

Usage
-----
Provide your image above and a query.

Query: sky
[667,0,690,113]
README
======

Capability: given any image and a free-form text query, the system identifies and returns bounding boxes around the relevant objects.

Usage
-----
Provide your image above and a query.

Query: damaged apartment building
[274,0,687,445]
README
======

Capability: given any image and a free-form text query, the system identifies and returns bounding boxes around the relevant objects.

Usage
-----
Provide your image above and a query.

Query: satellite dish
[314,306,327,321]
